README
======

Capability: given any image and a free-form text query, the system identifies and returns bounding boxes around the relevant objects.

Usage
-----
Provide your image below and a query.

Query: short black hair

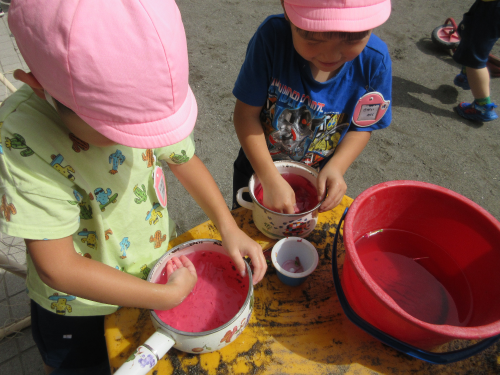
[53,98,75,116]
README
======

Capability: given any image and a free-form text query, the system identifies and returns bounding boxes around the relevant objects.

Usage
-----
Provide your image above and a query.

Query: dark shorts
[453,0,500,69]
[30,300,110,373]
[232,148,255,209]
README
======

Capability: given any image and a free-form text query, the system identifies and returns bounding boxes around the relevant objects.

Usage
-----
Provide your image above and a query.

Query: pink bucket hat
[8,0,197,149]
[283,0,391,32]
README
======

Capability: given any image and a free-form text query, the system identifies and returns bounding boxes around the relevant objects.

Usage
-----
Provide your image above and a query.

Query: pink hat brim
[80,85,198,149]
[284,0,391,32]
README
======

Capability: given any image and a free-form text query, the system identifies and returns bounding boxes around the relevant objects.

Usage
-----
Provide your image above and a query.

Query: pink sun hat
[283,0,392,32]
[8,0,197,149]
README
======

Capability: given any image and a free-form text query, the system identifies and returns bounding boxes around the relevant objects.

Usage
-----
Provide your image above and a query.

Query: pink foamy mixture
[254,173,318,213]
[153,251,249,332]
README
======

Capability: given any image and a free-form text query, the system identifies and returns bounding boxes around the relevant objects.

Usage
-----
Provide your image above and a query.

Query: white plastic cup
[271,237,319,286]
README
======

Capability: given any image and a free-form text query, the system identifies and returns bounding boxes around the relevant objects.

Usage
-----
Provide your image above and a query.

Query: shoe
[0,9,4,17]
[455,101,499,122]
[454,73,470,90]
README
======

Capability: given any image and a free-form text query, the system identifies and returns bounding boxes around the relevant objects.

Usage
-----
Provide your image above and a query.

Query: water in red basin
[355,229,472,326]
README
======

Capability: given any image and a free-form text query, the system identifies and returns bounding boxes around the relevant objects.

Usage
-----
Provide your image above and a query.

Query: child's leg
[452,0,500,121]
[466,67,491,100]
[232,148,255,209]
[30,300,110,374]
[453,0,499,71]
[454,66,470,90]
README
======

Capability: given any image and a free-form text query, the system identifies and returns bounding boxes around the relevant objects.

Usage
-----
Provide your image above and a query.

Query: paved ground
[1,0,499,374]
[0,5,46,375]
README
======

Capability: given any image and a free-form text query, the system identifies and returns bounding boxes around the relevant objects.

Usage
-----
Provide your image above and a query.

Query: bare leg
[455,66,498,121]
[467,67,490,100]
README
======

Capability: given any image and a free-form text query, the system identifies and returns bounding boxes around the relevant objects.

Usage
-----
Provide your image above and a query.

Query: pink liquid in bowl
[254,173,318,213]
[153,251,249,332]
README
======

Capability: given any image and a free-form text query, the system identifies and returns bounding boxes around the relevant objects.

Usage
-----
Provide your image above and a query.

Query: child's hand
[220,226,267,285]
[165,255,197,305]
[261,174,298,214]
[317,166,347,212]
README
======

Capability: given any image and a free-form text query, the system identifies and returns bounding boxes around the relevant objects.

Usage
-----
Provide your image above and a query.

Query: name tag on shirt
[352,92,390,127]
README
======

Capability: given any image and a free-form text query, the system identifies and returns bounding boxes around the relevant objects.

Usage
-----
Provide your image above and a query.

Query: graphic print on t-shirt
[260,82,348,167]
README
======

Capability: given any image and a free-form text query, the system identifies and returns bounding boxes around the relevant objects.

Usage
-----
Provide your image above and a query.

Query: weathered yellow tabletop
[105,196,500,374]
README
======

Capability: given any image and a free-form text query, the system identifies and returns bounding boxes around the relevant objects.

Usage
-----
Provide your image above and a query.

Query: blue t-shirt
[233,15,392,168]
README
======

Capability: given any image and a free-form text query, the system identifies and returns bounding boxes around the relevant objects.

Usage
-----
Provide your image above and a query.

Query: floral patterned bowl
[236,161,321,239]
[114,239,253,375]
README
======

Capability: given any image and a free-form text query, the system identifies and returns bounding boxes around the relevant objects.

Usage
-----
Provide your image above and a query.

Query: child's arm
[26,237,197,311]
[317,131,372,212]
[233,99,297,214]
[167,154,267,284]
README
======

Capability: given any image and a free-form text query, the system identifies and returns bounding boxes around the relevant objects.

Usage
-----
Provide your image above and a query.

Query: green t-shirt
[0,85,195,316]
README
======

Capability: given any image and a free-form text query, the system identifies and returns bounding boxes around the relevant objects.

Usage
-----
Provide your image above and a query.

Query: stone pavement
[0,8,46,375]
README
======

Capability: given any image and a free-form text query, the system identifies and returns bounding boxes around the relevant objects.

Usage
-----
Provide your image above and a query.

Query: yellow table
[105,196,500,374]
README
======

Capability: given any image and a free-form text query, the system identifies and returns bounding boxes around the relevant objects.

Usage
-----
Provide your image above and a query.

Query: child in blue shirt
[232,0,392,214]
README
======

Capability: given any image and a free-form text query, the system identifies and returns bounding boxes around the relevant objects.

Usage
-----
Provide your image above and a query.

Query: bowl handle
[113,329,175,375]
[236,187,254,210]
[332,207,500,364]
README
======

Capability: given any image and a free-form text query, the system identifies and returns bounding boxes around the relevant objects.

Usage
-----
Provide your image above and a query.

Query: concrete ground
[1,0,499,374]
[1,5,46,375]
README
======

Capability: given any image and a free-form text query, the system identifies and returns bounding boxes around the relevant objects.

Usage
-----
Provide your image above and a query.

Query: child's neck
[310,63,342,83]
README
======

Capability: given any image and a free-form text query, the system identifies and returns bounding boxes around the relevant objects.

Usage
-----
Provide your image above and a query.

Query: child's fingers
[165,260,175,278]
[319,189,342,212]
[239,245,267,284]
[316,177,327,202]
[249,251,267,284]
[179,255,197,276]
[230,253,248,278]
[171,256,183,270]
[283,203,297,214]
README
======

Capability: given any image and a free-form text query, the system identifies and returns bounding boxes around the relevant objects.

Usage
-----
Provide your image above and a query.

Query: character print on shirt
[4,133,34,157]
[140,264,151,280]
[261,81,349,167]
[78,201,93,220]
[0,194,17,222]
[145,203,163,225]
[73,190,83,203]
[75,251,92,259]
[109,149,126,175]
[69,133,89,153]
[78,228,98,250]
[119,237,130,259]
[50,154,76,181]
[49,293,76,315]
[169,150,189,164]
[133,184,148,204]
[105,229,113,240]
[68,190,93,220]
[149,230,166,249]
[303,114,348,165]
[142,149,155,168]
[0,121,3,155]
[93,187,118,212]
